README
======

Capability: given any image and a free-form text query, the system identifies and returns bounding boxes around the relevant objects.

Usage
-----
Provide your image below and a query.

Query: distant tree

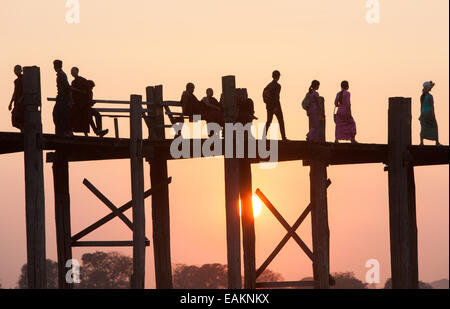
[384,278,433,289]
[77,251,132,289]
[173,263,228,289]
[17,259,58,289]
[331,272,368,289]
[173,263,283,289]
[300,272,368,289]
[256,269,284,283]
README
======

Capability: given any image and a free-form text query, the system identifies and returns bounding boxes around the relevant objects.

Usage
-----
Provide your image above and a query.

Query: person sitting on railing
[70,67,108,137]
[181,82,201,122]
[201,88,224,128]
[8,65,24,132]
[85,80,109,138]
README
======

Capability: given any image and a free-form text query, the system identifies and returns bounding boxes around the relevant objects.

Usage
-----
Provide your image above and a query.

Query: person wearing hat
[419,81,440,146]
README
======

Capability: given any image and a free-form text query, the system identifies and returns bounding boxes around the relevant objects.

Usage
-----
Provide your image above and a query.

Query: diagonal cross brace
[71,177,172,242]
[255,179,331,279]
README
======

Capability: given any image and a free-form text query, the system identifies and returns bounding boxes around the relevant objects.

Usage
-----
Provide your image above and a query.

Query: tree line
[0,251,435,289]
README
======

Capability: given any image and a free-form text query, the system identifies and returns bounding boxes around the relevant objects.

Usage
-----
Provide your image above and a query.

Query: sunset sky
[0,0,448,288]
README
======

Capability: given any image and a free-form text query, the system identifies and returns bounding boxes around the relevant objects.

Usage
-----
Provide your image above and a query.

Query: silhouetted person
[419,81,440,146]
[8,65,24,131]
[334,81,357,143]
[306,80,324,142]
[70,67,90,134]
[237,97,258,125]
[201,88,224,136]
[71,67,108,137]
[53,60,73,136]
[263,70,287,140]
[181,82,201,121]
[87,80,108,137]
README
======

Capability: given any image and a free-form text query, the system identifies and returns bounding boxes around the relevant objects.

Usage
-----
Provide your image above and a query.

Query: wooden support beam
[53,152,73,289]
[222,75,242,289]
[130,94,146,289]
[310,98,330,289]
[23,66,47,289]
[147,86,173,289]
[71,178,171,242]
[72,241,150,247]
[387,97,418,289]
[240,159,255,289]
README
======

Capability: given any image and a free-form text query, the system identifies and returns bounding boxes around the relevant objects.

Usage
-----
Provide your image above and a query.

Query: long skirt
[335,108,357,141]
[53,98,72,136]
[307,112,321,142]
[419,111,438,141]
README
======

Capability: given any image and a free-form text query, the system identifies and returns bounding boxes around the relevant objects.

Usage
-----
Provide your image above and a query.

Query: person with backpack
[419,81,440,146]
[305,80,324,142]
[334,80,357,144]
[263,70,287,141]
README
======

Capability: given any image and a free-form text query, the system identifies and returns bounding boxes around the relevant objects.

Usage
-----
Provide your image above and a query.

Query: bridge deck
[1,132,448,166]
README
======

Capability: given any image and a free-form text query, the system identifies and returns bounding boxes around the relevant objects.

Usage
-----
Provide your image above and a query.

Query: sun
[239,195,263,218]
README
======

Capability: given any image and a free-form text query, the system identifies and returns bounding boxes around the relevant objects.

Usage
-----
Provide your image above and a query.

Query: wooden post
[240,159,255,289]
[387,97,418,289]
[52,151,72,289]
[23,66,46,289]
[222,75,242,289]
[309,98,330,289]
[130,94,146,289]
[147,86,173,289]
[114,118,119,138]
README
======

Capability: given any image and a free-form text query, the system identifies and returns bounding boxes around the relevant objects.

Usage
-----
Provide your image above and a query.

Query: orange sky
[0,0,448,288]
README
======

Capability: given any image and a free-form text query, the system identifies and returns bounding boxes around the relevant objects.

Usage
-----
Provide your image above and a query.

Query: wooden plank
[387,97,418,289]
[130,94,146,289]
[256,281,316,289]
[222,75,242,289]
[72,241,150,247]
[23,66,47,289]
[240,159,256,289]
[52,151,73,289]
[310,98,330,289]
[147,85,173,289]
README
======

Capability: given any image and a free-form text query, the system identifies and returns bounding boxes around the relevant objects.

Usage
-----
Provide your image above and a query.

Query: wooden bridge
[0,66,448,289]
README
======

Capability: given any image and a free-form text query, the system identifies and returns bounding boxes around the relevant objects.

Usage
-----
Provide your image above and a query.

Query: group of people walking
[8,67,441,146]
[8,60,108,137]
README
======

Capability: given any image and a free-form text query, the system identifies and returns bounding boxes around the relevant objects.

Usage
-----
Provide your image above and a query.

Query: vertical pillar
[23,66,47,289]
[240,159,255,289]
[310,97,330,289]
[222,75,242,289]
[53,151,72,289]
[387,97,418,289]
[130,94,146,289]
[147,86,173,289]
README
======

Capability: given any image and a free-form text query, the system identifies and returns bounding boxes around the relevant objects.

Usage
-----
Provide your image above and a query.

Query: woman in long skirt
[419,81,440,146]
[334,81,357,143]
[306,80,323,142]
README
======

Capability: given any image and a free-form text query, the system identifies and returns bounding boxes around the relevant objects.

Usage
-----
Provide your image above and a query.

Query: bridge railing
[47,97,183,138]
